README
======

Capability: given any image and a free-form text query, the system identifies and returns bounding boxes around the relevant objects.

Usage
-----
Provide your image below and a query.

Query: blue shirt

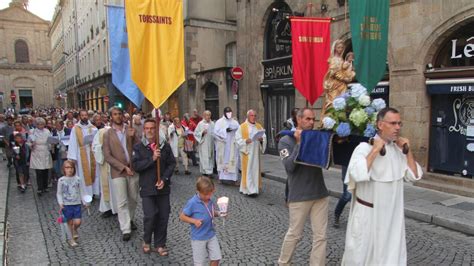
[183,194,216,241]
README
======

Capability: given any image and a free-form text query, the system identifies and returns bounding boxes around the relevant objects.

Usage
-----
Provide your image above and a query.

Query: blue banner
[107,6,144,107]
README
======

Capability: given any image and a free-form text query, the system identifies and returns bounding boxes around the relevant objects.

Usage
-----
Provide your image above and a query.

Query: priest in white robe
[236,109,267,196]
[67,110,100,198]
[213,107,240,184]
[194,110,215,176]
[342,107,423,266]
[93,126,118,216]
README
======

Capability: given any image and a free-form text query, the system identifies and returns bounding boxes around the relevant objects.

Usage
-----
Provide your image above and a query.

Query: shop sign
[262,56,293,81]
[449,96,474,136]
[427,83,474,94]
[451,37,474,59]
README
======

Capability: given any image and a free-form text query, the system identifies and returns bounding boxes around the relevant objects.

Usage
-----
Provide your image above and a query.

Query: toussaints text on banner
[125,0,185,108]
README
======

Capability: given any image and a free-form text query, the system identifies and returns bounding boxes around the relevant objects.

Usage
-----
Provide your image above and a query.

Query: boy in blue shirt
[180,176,223,266]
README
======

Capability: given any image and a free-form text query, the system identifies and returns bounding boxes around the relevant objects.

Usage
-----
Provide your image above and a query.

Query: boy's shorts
[62,204,82,220]
[191,235,222,265]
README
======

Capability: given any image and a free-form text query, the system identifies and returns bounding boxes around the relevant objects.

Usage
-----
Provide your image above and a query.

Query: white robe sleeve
[235,125,248,155]
[212,120,226,141]
[403,162,423,182]
[67,127,78,161]
[92,130,104,164]
[259,132,267,154]
[345,143,372,185]
[167,124,174,139]
[194,122,205,144]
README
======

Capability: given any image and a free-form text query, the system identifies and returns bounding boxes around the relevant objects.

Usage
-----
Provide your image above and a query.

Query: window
[434,21,474,68]
[203,82,219,121]
[264,2,292,59]
[225,42,236,67]
[15,40,29,63]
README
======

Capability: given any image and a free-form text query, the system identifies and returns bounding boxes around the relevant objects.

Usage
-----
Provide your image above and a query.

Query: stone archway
[420,7,474,66]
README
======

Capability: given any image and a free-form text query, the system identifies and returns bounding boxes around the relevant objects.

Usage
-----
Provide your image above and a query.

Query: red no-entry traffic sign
[231,67,244,80]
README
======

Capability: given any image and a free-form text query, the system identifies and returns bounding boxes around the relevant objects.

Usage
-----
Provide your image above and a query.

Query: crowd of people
[0,104,422,265]
[0,106,268,264]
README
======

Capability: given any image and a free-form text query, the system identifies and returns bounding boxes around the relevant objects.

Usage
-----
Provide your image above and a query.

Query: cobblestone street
[5,165,474,265]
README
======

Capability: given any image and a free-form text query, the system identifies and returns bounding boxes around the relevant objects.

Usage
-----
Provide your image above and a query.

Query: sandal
[155,246,169,256]
[142,243,151,254]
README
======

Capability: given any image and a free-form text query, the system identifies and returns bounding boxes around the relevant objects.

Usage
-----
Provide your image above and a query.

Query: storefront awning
[426,78,474,94]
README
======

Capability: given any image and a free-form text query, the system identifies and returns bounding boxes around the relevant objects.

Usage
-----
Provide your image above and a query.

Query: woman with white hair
[28,117,53,195]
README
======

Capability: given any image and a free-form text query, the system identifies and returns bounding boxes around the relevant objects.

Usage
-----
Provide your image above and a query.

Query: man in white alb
[67,110,100,198]
[235,109,267,196]
[213,107,239,185]
[342,107,423,265]
[194,110,215,177]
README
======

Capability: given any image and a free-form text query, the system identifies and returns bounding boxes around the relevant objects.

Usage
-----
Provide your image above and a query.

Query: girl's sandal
[142,243,151,254]
[155,247,169,256]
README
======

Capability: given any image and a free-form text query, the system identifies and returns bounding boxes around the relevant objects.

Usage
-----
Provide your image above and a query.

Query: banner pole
[155,109,161,187]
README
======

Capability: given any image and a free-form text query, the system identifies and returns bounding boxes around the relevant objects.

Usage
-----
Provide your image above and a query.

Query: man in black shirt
[132,118,176,255]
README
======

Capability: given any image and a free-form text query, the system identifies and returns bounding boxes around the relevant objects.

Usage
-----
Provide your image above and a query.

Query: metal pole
[155,109,161,186]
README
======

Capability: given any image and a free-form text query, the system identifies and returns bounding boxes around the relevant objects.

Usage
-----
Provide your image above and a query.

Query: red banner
[291,17,331,105]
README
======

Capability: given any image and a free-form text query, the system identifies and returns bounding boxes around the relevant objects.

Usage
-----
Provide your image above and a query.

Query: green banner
[349,0,389,93]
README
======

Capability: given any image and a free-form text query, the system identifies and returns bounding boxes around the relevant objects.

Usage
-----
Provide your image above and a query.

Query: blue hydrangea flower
[350,84,368,99]
[339,92,351,100]
[333,97,346,111]
[336,122,351,137]
[322,117,336,129]
[364,106,376,116]
[371,98,386,111]
[364,124,377,137]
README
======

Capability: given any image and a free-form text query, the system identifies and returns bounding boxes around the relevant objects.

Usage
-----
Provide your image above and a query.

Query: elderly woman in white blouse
[28,117,53,195]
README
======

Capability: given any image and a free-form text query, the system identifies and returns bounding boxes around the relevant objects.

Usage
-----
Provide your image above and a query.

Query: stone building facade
[51,0,128,112]
[165,0,237,120]
[0,1,54,111]
[230,0,474,194]
[60,0,114,112]
[51,0,236,116]
[49,3,65,107]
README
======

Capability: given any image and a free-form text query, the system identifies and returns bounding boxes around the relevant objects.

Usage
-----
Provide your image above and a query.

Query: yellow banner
[125,0,185,108]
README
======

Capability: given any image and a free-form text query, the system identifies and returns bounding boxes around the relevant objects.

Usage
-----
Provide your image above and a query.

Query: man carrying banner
[213,107,240,185]
[342,107,422,265]
[67,110,100,198]
[235,109,267,196]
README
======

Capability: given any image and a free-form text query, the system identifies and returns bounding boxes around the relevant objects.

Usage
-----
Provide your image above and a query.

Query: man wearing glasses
[342,107,423,265]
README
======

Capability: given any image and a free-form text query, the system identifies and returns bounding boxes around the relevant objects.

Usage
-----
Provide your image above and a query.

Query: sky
[0,0,57,21]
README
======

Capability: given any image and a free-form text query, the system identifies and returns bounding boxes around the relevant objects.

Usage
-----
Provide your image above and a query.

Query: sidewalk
[262,154,474,236]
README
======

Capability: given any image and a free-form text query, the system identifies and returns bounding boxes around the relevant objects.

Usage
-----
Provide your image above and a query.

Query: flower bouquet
[321,84,387,166]
[322,84,386,138]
